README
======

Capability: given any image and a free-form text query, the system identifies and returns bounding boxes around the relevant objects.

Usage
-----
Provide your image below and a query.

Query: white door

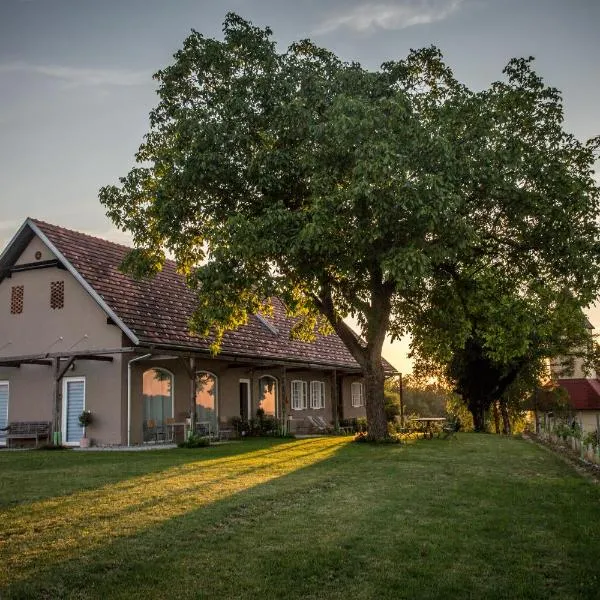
[0,382,8,446]
[62,377,85,445]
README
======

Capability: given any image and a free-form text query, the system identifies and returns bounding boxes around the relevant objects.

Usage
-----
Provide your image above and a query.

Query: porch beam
[57,356,76,381]
[0,347,136,364]
[52,358,62,445]
[75,355,114,362]
[0,358,53,367]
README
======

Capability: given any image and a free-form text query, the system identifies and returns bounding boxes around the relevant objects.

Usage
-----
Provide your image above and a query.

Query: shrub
[354,431,402,444]
[355,417,368,433]
[384,398,400,422]
[583,430,599,451]
[78,410,93,427]
[178,435,211,448]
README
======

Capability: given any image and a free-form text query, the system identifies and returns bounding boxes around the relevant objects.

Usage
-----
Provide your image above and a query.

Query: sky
[1,0,599,373]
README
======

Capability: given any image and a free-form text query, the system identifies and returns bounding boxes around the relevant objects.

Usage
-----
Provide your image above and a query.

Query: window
[258,376,277,417]
[50,281,65,309]
[10,286,23,314]
[291,380,308,410]
[351,382,364,407]
[310,381,325,409]
[0,382,8,446]
[196,371,218,430]
[62,377,85,445]
[143,369,174,435]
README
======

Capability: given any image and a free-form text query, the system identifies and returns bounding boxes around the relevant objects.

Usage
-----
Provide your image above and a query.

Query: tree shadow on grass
[0,437,349,594]
[3,435,600,599]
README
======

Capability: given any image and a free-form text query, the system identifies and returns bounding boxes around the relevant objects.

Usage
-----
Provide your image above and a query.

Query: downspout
[127,353,151,446]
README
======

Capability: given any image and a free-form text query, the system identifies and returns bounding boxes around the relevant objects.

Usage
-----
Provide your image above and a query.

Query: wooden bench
[2,421,52,448]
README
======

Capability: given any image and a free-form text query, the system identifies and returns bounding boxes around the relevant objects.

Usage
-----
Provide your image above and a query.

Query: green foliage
[78,410,93,427]
[100,13,600,440]
[178,434,211,448]
[582,430,600,451]
[446,394,474,432]
[384,393,400,422]
[401,375,450,417]
[355,417,368,433]
[354,431,402,444]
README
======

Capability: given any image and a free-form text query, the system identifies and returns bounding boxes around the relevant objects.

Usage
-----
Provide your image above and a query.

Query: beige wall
[0,356,124,445]
[576,411,600,433]
[341,375,367,420]
[1,260,123,359]
[0,234,127,445]
[126,357,360,443]
[550,355,596,380]
[14,236,55,265]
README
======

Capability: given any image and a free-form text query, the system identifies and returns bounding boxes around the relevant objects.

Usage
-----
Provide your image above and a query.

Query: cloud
[314,0,464,34]
[0,61,151,87]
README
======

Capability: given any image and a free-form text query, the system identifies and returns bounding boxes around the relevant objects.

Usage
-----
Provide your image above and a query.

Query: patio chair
[306,415,327,432]
[314,416,331,430]
[144,419,157,443]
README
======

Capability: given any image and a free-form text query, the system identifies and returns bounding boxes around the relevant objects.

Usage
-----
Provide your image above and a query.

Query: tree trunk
[469,400,486,432]
[500,401,511,435]
[493,401,501,434]
[363,358,388,440]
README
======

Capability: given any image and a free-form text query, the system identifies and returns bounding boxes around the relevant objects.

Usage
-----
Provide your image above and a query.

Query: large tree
[100,14,600,440]
[409,271,599,431]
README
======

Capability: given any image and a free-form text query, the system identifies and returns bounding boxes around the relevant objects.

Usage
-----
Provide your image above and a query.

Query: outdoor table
[410,417,447,439]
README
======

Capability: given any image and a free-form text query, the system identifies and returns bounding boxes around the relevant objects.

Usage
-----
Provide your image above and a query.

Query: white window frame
[351,382,364,407]
[62,376,86,446]
[0,381,8,446]
[310,381,325,409]
[291,380,308,411]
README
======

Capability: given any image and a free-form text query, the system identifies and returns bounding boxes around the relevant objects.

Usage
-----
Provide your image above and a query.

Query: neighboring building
[0,219,395,447]
[541,333,600,434]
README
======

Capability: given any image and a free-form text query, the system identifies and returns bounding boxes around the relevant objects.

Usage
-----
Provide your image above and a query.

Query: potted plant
[78,410,93,448]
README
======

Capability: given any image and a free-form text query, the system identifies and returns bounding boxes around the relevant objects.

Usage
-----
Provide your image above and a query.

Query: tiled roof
[557,378,600,410]
[30,219,395,372]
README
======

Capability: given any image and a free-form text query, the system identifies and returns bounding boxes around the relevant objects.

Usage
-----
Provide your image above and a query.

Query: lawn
[1,435,599,599]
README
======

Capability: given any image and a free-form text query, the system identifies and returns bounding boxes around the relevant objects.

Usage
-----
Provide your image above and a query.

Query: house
[0,219,395,446]
[535,341,600,435]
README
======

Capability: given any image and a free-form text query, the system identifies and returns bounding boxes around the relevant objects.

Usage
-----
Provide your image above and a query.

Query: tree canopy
[100,13,600,440]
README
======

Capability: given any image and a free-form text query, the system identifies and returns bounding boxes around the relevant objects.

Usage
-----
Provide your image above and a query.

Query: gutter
[127,353,151,446]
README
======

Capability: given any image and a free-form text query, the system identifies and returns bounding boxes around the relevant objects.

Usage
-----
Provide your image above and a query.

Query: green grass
[1,435,599,599]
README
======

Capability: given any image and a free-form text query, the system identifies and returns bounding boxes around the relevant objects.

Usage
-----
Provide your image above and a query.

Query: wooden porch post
[52,357,61,445]
[332,369,338,429]
[398,373,404,428]
[281,366,287,433]
[249,368,255,419]
[189,357,196,437]
[52,355,77,445]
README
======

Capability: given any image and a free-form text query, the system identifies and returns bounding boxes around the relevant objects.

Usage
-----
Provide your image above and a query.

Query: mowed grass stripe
[0,435,599,599]
[0,437,348,586]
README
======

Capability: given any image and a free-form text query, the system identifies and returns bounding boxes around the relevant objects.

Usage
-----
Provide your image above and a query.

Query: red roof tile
[31,219,394,372]
[557,379,600,410]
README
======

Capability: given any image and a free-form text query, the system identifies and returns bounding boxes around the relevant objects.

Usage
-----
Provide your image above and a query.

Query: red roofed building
[544,346,600,434]
[0,219,395,447]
